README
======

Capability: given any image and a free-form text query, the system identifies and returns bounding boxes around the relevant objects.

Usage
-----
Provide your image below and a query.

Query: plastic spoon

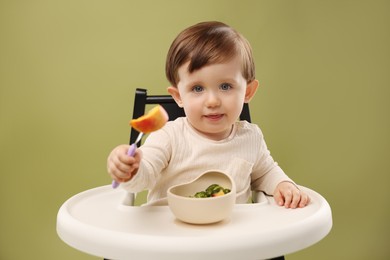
[111,132,144,188]
[112,105,169,188]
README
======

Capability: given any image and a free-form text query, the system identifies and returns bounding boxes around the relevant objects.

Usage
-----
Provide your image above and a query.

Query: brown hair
[165,21,255,86]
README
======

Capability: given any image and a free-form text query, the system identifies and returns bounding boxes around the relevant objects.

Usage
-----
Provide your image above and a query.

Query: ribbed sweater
[122,117,293,205]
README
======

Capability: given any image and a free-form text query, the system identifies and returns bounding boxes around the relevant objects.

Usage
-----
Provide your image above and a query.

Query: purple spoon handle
[127,143,137,156]
[111,143,137,189]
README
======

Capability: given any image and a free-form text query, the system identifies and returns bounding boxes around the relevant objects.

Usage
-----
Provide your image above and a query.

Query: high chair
[57,88,332,260]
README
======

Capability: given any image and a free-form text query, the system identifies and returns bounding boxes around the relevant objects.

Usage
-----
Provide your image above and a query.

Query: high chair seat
[57,184,332,259]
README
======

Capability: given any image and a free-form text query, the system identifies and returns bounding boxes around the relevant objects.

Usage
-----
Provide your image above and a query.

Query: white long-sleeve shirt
[121,117,293,205]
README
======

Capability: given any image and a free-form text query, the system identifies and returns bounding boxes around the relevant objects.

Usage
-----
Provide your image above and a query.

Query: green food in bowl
[191,184,231,198]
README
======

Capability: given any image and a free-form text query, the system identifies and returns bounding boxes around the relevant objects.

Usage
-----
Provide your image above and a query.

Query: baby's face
[175,56,249,140]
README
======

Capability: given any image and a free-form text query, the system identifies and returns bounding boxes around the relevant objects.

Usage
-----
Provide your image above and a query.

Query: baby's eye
[220,83,232,91]
[192,85,204,93]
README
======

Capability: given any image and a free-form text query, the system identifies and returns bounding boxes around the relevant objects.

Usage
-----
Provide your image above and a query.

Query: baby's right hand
[107,144,142,183]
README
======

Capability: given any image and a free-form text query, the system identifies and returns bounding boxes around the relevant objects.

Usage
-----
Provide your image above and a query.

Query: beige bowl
[167,170,236,224]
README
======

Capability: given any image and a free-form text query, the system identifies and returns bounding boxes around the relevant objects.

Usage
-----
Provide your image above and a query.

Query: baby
[107,21,310,208]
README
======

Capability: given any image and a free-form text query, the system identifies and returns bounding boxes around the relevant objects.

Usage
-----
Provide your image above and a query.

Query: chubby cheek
[182,106,199,122]
[234,103,245,118]
[181,97,201,116]
[224,99,243,119]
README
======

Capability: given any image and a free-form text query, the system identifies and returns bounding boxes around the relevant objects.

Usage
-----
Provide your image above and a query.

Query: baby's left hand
[273,181,310,208]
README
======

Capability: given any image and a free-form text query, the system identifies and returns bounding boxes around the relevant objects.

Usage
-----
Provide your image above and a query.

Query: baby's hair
[166,21,255,86]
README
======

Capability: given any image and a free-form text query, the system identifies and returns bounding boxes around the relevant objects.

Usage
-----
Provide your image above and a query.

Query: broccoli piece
[190,184,231,198]
[193,191,208,198]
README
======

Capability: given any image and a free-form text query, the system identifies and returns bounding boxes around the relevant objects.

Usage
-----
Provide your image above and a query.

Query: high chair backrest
[129,88,251,144]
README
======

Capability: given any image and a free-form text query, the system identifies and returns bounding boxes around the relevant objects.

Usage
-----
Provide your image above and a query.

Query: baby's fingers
[107,159,132,181]
[273,190,285,207]
[282,189,296,208]
[298,192,311,208]
[289,189,303,209]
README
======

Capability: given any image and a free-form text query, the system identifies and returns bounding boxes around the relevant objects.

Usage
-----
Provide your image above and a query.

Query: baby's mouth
[204,114,224,120]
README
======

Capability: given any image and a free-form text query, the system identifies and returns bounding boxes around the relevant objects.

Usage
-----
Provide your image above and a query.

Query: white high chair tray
[57,185,332,260]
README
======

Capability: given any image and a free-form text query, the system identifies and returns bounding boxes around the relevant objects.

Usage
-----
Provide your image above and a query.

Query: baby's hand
[107,144,142,184]
[273,181,310,208]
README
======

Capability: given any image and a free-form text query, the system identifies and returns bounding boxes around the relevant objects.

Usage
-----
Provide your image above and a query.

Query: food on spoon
[112,105,169,189]
[130,105,169,133]
[192,184,231,198]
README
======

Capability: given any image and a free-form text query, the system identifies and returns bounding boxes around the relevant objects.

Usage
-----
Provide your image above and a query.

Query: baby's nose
[205,92,221,107]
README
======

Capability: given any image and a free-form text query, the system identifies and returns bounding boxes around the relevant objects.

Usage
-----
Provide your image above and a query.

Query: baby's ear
[244,80,259,103]
[167,86,184,108]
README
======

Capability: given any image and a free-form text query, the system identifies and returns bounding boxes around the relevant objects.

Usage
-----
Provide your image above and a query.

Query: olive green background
[1,0,389,259]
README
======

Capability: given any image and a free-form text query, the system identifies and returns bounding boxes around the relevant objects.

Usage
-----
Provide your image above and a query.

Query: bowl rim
[167,169,236,201]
